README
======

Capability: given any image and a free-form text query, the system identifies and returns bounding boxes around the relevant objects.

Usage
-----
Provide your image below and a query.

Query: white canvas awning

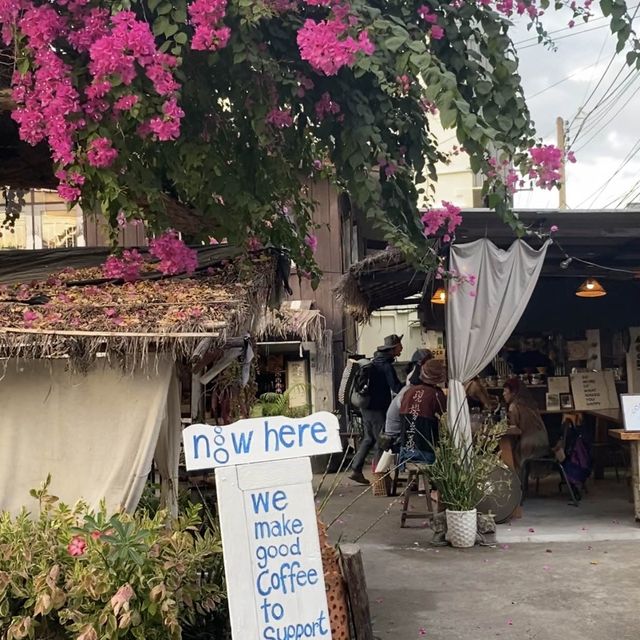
[0,358,181,516]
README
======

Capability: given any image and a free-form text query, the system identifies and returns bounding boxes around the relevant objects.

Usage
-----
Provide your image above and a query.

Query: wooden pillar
[630,441,640,522]
[339,543,374,640]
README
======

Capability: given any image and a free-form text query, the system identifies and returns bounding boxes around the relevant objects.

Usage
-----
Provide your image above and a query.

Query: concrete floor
[317,471,640,640]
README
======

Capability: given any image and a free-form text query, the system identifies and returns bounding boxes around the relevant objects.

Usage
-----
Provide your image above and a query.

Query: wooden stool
[400,465,434,528]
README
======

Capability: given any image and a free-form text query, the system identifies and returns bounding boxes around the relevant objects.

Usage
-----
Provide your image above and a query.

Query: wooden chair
[400,463,435,528]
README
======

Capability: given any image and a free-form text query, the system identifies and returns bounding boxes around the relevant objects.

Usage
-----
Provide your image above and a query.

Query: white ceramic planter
[445,508,477,548]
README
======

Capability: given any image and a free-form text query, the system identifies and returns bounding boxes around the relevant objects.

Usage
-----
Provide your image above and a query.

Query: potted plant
[427,416,507,548]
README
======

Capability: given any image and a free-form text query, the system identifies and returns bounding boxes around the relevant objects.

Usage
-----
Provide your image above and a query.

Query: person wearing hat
[348,334,404,485]
[398,359,447,464]
[385,349,434,441]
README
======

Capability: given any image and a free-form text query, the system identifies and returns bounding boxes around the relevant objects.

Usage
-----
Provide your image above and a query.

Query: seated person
[398,359,447,464]
[385,350,433,442]
[503,377,550,470]
[465,376,498,412]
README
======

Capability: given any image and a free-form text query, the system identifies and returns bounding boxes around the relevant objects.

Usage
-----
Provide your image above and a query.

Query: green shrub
[0,477,226,640]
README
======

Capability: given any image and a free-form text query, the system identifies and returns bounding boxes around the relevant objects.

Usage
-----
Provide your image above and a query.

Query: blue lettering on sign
[192,434,210,459]
[231,430,254,454]
[251,490,289,515]
[263,420,328,452]
[262,610,329,639]
[310,422,327,444]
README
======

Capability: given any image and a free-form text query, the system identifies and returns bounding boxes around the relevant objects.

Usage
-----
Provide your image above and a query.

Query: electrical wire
[518,23,610,50]
[526,62,607,100]
[514,5,640,46]
[569,66,637,146]
[604,176,640,208]
[576,135,640,207]
[579,30,610,106]
[554,240,640,275]
[567,2,640,143]
[574,78,640,153]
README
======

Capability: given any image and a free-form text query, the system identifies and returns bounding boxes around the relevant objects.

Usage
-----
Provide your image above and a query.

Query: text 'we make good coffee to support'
[183,412,342,640]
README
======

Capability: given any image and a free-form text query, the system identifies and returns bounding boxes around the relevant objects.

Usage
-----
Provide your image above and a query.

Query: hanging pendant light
[575,278,607,298]
[431,287,446,304]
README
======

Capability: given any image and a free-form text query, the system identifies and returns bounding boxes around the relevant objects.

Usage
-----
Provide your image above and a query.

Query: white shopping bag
[375,449,395,473]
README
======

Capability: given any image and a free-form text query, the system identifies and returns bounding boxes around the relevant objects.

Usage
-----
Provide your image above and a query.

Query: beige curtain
[0,358,180,516]
[153,372,182,517]
[446,239,550,444]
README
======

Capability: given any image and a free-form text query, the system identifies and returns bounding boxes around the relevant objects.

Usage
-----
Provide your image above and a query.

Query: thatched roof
[334,248,429,322]
[259,305,326,344]
[0,246,286,369]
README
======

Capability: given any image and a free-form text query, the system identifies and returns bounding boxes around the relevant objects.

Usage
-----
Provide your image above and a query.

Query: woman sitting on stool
[398,359,447,464]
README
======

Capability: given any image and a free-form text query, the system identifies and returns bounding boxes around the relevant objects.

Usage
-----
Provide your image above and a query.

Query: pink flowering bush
[421,201,463,243]
[0,477,225,639]
[102,249,144,281]
[297,8,375,76]
[1,0,637,279]
[435,261,477,297]
[149,230,198,275]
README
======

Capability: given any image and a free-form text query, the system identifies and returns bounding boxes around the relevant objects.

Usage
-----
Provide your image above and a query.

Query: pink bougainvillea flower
[113,94,139,112]
[149,230,198,275]
[550,225,558,233]
[247,236,263,251]
[22,309,40,328]
[266,107,294,128]
[68,535,87,557]
[90,530,102,541]
[189,0,231,51]
[315,92,341,120]
[305,234,318,253]
[103,249,143,282]
[86,137,118,168]
[430,24,445,39]
[421,201,462,238]
[297,14,374,76]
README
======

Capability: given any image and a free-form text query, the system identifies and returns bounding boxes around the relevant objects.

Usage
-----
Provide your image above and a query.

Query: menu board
[570,371,619,411]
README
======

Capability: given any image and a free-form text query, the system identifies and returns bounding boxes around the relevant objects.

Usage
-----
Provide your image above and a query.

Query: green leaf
[153,16,169,36]
[174,31,188,44]
[440,106,458,129]
[384,36,407,52]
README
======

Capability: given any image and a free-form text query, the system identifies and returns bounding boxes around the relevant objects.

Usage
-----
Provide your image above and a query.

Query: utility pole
[556,116,567,210]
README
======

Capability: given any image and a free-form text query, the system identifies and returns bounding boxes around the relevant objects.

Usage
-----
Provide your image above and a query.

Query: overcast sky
[511,7,640,210]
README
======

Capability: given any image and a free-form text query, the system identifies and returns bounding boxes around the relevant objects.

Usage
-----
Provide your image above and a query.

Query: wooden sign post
[183,411,342,640]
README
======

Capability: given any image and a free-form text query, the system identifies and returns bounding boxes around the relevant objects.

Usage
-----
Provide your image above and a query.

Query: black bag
[348,358,373,410]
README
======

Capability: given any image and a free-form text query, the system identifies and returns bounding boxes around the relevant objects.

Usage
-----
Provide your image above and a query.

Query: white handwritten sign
[184,414,342,640]
[570,371,619,411]
[182,411,341,471]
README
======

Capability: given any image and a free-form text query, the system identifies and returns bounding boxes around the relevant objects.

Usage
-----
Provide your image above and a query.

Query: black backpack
[349,358,373,410]
[338,357,373,409]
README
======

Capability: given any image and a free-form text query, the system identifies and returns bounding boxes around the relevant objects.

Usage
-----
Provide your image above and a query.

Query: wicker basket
[371,472,388,496]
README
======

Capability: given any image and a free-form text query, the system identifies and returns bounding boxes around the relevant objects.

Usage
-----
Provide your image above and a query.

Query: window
[0,190,85,250]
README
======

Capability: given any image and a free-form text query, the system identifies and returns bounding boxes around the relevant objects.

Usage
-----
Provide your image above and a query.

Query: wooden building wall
[84,215,147,248]
[289,180,355,386]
